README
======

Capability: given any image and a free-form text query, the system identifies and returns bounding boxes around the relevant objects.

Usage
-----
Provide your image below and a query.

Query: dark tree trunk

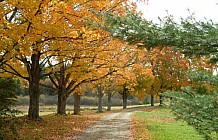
[74,93,81,115]
[123,92,127,109]
[55,64,70,115]
[28,79,40,120]
[151,94,154,106]
[28,54,40,120]
[97,85,103,113]
[107,92,112,111]
[57,91,67,115]
[159,95,163,106]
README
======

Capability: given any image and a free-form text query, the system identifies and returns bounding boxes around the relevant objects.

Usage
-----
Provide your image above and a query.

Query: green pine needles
[164,72,218,140]
[102,11,218,63]
[0,77,20,119]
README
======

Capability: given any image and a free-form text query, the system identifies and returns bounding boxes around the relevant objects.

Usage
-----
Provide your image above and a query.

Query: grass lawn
[131,106,205,140]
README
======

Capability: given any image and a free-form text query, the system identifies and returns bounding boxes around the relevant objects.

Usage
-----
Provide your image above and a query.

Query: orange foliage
[0,0,140,80]
[149,47,190,95]
[0,0,147,117]
[101,46,155,100]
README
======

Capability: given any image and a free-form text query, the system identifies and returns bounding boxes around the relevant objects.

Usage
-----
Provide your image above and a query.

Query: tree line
[1,1,217,139]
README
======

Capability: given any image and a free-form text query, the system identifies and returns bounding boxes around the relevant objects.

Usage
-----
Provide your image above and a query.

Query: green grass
[133,107,205,140]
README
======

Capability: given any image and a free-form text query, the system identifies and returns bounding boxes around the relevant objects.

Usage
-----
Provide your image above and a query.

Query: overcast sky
[137,0,218,23]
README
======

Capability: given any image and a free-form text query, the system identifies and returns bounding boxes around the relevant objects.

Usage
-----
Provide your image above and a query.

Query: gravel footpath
[67,108,143,140]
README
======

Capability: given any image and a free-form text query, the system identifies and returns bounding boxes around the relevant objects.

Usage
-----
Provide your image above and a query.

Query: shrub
[0,77,21,139]
[164,72,218,140]
[165,88,218,140]
[0,77,20,117]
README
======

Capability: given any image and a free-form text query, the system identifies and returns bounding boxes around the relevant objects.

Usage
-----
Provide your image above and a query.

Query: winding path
[68,108,142,140]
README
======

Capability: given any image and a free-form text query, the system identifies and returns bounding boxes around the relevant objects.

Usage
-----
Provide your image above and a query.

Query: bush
[0,77,21,139]
[165,88,218,140]
[0,77,20,117]
[164,72,218,140]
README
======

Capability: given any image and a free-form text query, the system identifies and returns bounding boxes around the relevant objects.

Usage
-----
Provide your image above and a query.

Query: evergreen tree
[101,11,218,63]
[0,77,19,117]
[0,77,21,140]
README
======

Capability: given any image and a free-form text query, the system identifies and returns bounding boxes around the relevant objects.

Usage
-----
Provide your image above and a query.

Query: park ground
[0,105,204,140]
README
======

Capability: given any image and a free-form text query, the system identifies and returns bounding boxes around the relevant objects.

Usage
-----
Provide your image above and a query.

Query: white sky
[137,0,218,23]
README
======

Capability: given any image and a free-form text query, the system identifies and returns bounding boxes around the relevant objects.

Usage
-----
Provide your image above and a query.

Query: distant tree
[149,47,190,105]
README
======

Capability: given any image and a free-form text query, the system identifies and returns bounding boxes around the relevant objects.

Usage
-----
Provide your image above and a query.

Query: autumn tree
[116,66,154,109]
[43,0,145,115]
[0,0,143,119]
[83,43,154,110]
[108,47,154,109]
[47,33,144,115]
[102,78,119,111]
[48,56,117,115]
[0,0,71,120]
[0,0,98,119]
[90,77,118,112]
[149,47,190,105]
[0,0,110,119]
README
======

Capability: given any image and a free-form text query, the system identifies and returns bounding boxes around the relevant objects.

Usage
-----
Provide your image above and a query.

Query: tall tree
[0,0,73,120]
[45,0,143,115]
[0,0,92,119]
[0,0,142,119]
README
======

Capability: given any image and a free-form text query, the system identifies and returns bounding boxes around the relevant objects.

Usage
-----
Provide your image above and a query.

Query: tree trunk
[151,94,154,106]
[159,95,163,106]
[123,92,127,109]
[97,86,103,113]
[57,92,67,115]
[28,54,40,120]
[57,64,69,115]
[107,92,112,111]
[74,93,81,115]
[28,79,40,120]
